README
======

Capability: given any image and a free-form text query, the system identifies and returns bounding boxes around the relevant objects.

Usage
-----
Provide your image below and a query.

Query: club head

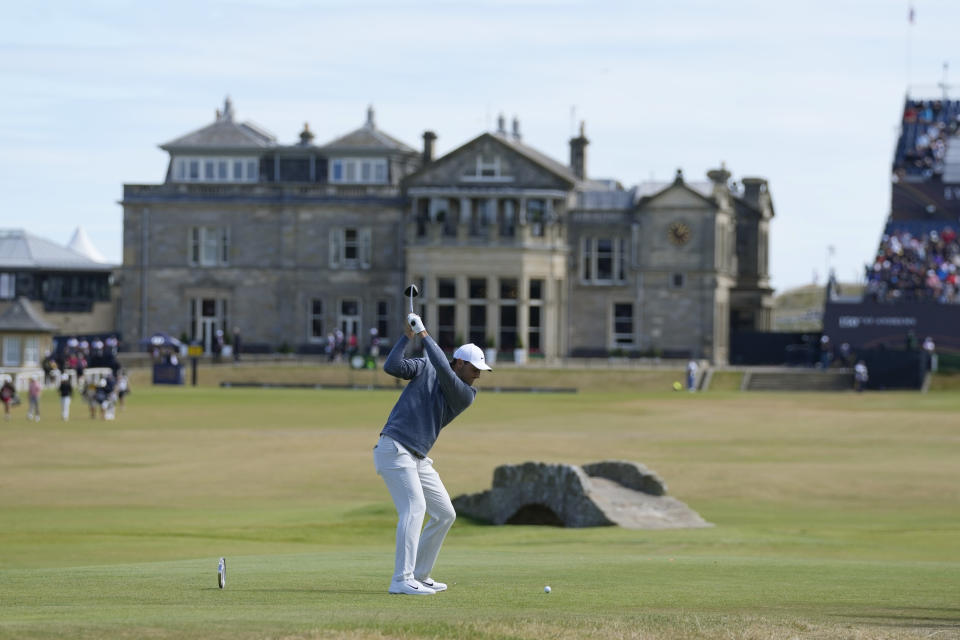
[404,284,419,313]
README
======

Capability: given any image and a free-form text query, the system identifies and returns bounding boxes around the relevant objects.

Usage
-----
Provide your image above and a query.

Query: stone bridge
[451,460,711,529]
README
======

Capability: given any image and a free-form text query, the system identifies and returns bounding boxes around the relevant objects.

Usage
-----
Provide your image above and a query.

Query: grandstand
[822,94,960,380]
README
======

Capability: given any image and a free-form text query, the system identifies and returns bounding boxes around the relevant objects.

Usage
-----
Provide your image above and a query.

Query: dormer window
[462,154,513,182]
[173,156,258,183]
[330,158,388,184]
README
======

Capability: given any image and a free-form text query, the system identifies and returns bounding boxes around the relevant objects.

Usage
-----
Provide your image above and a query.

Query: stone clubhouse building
[119,99,773,364]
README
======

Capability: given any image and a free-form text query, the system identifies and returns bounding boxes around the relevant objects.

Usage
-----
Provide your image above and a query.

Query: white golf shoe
[416,577,447,592]
[388,579,435,595]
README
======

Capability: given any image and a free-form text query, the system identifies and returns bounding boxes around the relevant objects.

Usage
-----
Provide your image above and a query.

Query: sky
[2,0,957,293]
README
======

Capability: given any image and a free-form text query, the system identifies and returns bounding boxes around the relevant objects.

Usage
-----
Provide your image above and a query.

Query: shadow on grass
[229,588,385,595]
[828,609,960,629]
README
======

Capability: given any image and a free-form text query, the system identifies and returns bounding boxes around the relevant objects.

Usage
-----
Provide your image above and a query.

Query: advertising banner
[822,300,960,354]
[891,182,960,221]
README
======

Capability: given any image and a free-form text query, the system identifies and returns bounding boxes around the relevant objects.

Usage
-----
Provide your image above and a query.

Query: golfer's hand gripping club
[407,313,426,334]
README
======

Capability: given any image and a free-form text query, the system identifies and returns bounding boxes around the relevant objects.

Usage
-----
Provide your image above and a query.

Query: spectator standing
[27,376,42,422]
[59,376,73,421]
[819,335,833,369]
[686,359,698,392]
[213,330,224,363]
[348,333,359,357]
[854,361,869,392]
[326,333,335,362]
[83,378,98,419]
[232,327,242,362]
[42,353,55,385]
[839,342,853,367]
[75,352,87,379]
[922,336,938,372]
[117,370,130,410]
[94,378,115,420]
[1,379,16,421]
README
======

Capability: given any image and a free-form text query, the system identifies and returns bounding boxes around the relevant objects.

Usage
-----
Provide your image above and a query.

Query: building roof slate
[0,229,114,271]
[0,297,56,332]
[320,118,416,153]
[160,98,276,151]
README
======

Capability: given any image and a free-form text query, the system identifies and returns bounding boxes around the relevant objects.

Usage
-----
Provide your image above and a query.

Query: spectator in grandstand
[896,99,957,178]
[865,226,960,303]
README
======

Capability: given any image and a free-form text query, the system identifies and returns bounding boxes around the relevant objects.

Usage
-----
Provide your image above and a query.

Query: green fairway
[1,385,958,639]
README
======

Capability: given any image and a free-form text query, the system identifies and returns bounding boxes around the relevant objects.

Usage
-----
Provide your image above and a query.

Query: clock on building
[667,221,692,246]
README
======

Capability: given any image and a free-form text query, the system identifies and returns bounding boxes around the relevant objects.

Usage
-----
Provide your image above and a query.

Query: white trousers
[61,396,71,420]
[373,434,455,584]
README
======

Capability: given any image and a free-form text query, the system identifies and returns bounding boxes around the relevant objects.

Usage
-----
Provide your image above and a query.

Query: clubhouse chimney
[422,130,437,163]
[741,176,768,206]
[569,121,589,180]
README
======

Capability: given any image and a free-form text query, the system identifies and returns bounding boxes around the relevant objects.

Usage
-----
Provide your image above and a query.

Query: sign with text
[823,300,960,353]
[891,182,960,221]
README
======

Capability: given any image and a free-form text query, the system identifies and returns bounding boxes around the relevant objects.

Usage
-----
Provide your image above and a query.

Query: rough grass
[0,386,958,639]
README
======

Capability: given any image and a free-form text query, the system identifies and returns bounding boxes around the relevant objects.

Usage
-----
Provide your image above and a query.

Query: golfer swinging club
[373,305,491,595]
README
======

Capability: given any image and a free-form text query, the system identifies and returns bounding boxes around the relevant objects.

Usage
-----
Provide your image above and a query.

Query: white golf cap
[453,343,492,371]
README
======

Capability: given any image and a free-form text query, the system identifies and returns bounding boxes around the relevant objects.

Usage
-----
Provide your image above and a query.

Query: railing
[123,183,402,200]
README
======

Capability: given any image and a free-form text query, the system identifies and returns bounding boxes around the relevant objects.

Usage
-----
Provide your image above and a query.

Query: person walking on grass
[59,376,73,421]
[26,376,42,422]
[1,379,16,421]
[373,311,491,595]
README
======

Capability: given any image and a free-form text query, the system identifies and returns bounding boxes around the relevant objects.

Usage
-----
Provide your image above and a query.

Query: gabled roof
[405,131,579,187]
[0,229,114,271]
[319,106,416,154]
[634,172,716,207]
[491,132,580,185]
[0,297,56,333]
[160,97,276,152]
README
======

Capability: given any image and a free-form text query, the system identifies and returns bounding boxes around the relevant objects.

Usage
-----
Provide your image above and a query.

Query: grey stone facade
[119,101,773,363]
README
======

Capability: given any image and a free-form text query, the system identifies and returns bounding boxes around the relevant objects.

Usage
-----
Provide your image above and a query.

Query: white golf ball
[544,586,551,593]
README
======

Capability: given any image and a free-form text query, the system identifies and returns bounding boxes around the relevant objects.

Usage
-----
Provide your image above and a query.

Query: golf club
[404,283,419,314]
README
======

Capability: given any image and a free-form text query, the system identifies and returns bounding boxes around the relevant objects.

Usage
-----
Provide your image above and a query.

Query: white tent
[67,226,107,263]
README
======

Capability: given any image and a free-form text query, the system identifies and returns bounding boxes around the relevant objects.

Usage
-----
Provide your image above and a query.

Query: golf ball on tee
[544,586,551,593]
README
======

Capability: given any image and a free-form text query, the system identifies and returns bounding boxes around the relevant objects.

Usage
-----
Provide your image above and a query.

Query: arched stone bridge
[451,460,712,529]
